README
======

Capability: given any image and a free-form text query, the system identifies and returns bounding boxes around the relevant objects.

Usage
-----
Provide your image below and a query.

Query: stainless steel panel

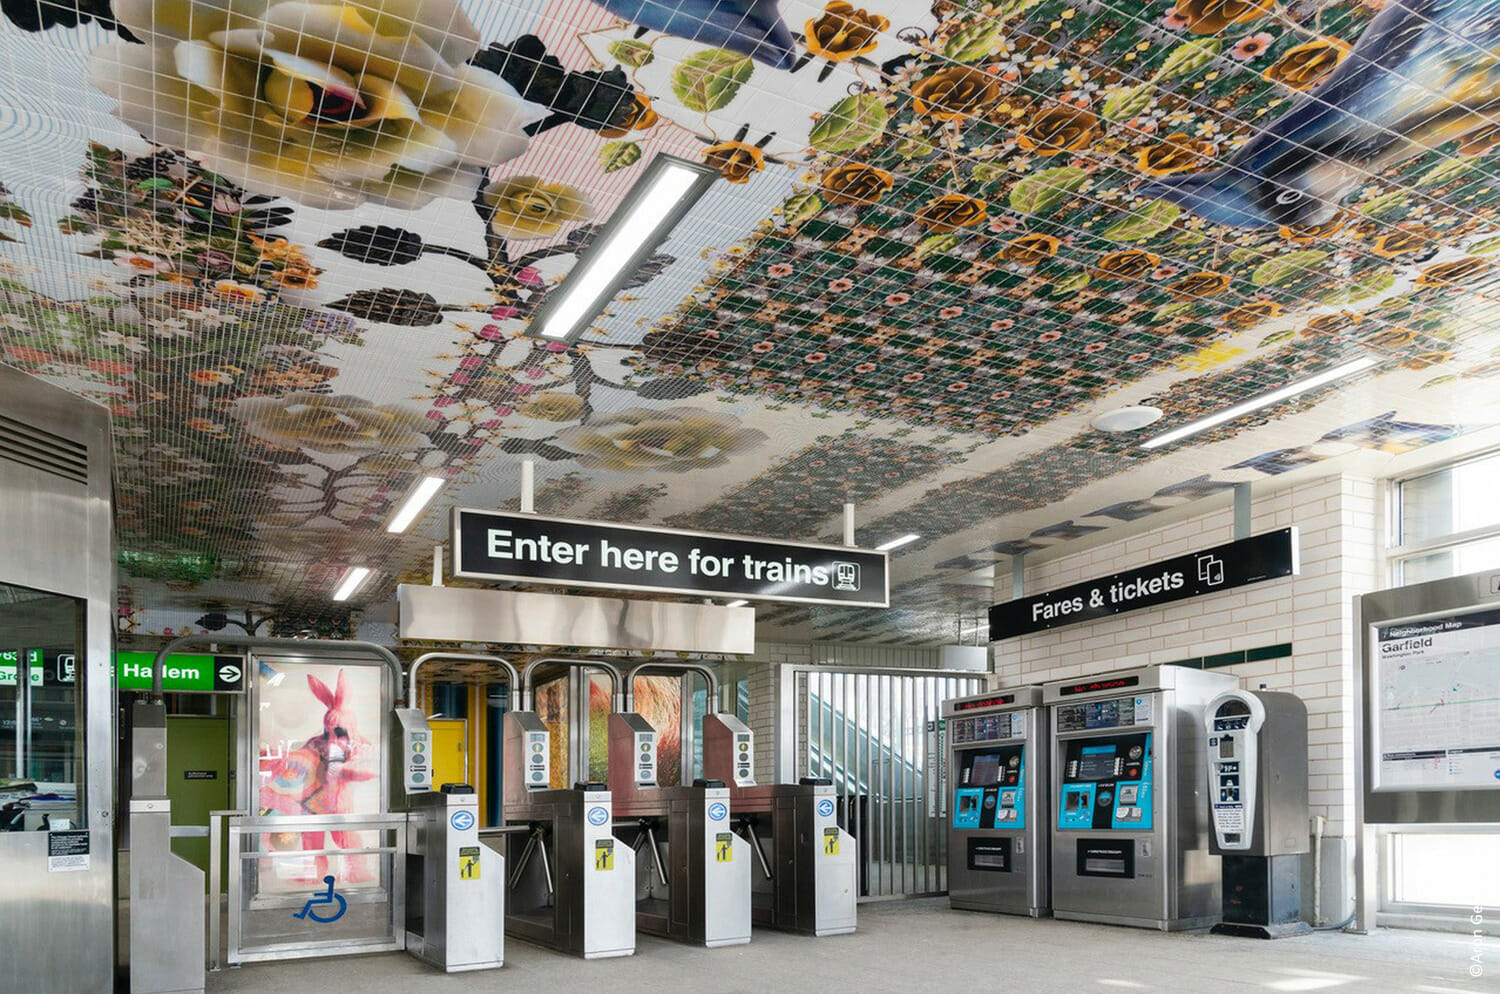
[0,364,115,994]
[398,584,755,654]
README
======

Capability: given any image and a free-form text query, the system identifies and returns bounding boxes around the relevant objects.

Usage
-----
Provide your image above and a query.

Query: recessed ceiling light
[725,599,749,608]
[875,534,921,552]
[1141,357,1377,451]
[528,155,717,342]
[386,475,445,533]
[1090,406,1163,433]
[332,567,371,602]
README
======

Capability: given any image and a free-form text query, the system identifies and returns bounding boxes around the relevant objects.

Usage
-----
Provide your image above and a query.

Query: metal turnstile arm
[643,823,668,887]
[535,830,555,897]
[740,820,773,881]
[509,829,540,892]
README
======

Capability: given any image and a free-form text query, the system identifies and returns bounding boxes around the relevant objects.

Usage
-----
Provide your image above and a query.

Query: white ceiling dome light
[1090,406,1164,433]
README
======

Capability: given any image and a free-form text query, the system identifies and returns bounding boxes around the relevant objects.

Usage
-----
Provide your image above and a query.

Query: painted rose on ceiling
[88,0,544,209]
[552,406,768,472]
[233,393,429,453]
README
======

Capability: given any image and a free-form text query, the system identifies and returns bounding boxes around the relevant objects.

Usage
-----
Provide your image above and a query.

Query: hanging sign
[452,508,889,608]
[990,528,1299,640]
[114,652,246,692]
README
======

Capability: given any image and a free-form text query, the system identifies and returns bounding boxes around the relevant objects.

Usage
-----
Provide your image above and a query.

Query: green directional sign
[0,649,44,687]
[115,652,245,693]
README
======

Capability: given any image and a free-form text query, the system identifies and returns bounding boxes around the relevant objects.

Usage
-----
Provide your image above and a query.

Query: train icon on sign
[832,562,861,592]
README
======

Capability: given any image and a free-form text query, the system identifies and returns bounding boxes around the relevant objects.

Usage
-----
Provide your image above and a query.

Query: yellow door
[428,718,468,789]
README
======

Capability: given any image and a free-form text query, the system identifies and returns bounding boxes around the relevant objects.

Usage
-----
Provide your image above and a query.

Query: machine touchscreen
[969,753,1002,786]
[1075,745,1116,781]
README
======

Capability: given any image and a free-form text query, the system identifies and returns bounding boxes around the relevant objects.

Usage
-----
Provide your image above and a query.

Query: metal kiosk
[943,687,1049,917]
[498,660,636,959]
[1204,689,1311,938]
[702,710,856,936]
[1045,664,1234,930]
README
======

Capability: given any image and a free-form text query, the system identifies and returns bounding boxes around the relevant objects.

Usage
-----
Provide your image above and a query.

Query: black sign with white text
[452,509,889,607]
[989,528,1298,640]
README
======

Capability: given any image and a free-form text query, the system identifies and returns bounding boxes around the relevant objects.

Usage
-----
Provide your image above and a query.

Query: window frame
[1388,447,1500,585]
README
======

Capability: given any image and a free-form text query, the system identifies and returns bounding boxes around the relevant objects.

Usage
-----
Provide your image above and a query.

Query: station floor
[210,898,1492,994]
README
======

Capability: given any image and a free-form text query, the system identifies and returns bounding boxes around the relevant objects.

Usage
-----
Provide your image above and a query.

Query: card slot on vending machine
[943,687,1048,917]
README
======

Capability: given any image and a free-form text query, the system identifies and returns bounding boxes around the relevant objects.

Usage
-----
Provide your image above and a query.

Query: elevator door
[801,669,982,898]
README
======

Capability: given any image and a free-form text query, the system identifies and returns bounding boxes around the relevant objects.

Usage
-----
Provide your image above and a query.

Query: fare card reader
[1045,665,1234,931]
[499,712,636,959]
[943,687,1048,917]
[1205,690,1310,938]
[394,707,434,795]
[405,785,506,971]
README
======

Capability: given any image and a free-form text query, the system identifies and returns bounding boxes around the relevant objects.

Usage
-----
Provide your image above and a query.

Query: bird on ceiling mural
[596,0,797,69]
[1140,0,1500,230]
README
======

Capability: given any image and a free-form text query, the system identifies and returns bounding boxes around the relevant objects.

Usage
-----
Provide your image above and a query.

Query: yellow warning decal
[595,839,615,871]
[823,827,839,856]
[458,845,480,881]
[715,832,734,863]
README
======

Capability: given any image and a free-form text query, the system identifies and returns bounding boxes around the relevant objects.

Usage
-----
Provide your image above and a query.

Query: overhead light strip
[531,155,717,342]
[725,599,748,608]
[332,567,371,602]
[875,534,921,552]
[386,475,446,534]
[1140,357,1377,451]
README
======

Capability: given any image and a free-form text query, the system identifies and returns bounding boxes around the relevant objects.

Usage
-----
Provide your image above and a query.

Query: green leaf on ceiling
[1469,233,1500,255]
[1153,38,1221,82]
[1320,269,1395,304]
[1416,155,1477,188]
[1258,328,1296,347]
[600,141,642,173]
[943,20,1004,61]
[671,48,754,112]
[1050,271,1091,295]
[609,38,655,67]
[913,233,961,260]
[1008,166,1088,214]
[1101,83,1156,122]
[1102,200,1181,241]
[808,93,890,153]
[778,190,824,226]
[1360,190,1409,219]
[1251,249,1329,287]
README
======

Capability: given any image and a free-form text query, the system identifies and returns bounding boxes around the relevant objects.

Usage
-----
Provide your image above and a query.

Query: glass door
[0,581,85,832]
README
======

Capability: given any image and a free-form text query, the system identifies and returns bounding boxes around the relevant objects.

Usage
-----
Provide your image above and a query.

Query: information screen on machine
[1054,696,1153,732]
[1374,606,1500,790]
[950,710,1028,744]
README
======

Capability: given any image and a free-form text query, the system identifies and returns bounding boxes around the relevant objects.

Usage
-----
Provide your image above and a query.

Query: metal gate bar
[796,667,980,899]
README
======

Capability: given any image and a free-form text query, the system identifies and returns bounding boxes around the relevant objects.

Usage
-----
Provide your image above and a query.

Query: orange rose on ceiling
[704,142,766,184]
[1169,0,1272,34]
[805,2,889,62]
[910,66,1000,122]
[599,93,658,138]
[1136,132,1217,175]
[915,194,987,232]
[1016,106,1099,156]
[1222,299,1283,327]
[1263,37,1352,89]
[1371,224,1437,257]
[820,164,895,205]
[1167,270,1232,299]
[1000,233,1060,265]
[1415,257,1492,287]
[1093,249,1160,280]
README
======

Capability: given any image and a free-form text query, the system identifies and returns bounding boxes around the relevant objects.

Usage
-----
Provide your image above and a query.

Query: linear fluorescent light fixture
[332,567,371,602]
[528,154,718,342]
[386,475,445,534]
[1141,356,1377,451]
[725,599,749,608]
[874,534,921,552]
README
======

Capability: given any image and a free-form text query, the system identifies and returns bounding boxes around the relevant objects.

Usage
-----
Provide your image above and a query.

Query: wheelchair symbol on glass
[294,875,346,924]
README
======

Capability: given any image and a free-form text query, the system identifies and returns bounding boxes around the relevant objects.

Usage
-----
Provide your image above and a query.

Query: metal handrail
[406,651,519,709]
[624,659,721,712]
[149,635,405,703]
[520,657,625,711]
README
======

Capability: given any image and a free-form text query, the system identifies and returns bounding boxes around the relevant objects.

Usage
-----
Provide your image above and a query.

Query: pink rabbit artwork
[259,669,377,883]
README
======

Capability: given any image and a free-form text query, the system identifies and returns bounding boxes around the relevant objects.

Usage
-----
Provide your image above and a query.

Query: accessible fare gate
[797,669,982,899]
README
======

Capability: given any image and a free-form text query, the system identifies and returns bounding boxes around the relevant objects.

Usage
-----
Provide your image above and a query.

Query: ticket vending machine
[1204,690,1310,938]
[1045,665,1234,930]
[943,687,1048,917]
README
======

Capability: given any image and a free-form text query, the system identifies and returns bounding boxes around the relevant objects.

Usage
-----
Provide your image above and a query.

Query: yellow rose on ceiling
[483,176,592,240]
[88,0,546,210]
[554,407,767,472]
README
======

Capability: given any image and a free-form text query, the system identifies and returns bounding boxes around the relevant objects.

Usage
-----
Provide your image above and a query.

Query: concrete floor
[207,899,1496,994]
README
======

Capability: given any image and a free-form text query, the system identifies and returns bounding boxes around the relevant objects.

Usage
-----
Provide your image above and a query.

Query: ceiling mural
[3,0,1500,645]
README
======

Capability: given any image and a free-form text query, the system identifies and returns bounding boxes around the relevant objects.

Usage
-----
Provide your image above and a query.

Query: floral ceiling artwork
[2,0,1500,643]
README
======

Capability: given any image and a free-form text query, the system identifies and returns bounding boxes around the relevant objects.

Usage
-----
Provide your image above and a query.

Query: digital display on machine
[969,753,1001,786]
[1075,745,1117,781]
[954,694,1015,711]
[1058,675,1140,696]
[1219,738,1235,759]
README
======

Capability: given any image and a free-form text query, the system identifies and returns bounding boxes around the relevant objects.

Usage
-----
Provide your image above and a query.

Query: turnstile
[499,711,636,958]
[943,687,1048,916]
[1045,665,1234,930]
[607,712,751,947]
[404,786,505,970]
[703,713,856,936]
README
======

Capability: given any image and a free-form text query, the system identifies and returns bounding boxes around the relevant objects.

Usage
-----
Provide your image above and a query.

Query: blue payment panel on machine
[1055,698,1153,832]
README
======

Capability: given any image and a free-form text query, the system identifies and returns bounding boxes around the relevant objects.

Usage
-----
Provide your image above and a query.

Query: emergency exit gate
[796,669,983,899]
